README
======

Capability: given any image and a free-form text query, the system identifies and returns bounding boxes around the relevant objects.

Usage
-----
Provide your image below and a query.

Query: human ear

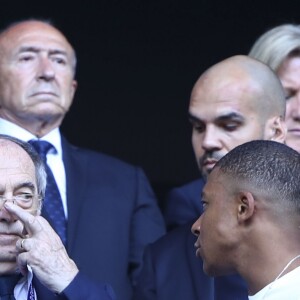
[71,80,78,99]
[237,191,255,223]
[265,116,287,143]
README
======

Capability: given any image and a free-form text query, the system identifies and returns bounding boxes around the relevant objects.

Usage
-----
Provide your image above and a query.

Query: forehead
[0,141,35,184]
[0,21,73,56]
[278,56,300,80]
[203,169,229,199]
[189,74,261,120]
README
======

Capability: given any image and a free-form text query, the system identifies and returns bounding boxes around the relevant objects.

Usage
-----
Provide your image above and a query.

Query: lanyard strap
[27,282,36,300]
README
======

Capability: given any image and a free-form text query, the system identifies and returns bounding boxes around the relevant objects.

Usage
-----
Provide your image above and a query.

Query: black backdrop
[1,0,299,210]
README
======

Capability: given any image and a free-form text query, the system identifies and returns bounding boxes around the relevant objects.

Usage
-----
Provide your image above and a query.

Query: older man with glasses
[0,134,115,300]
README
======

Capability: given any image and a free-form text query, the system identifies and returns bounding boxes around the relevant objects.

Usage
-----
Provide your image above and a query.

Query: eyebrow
[14,181,36,192]
[216,112,245,123]
[0,181,36,195]
[19,46,68,57]
[188,111,245,123]
[188,113,200,123]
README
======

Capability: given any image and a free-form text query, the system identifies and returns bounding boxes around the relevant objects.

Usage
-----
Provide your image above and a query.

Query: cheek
[200,212,216,243]
[0,74,28,100]
[192,133,204,155]
[229,126,264,145]
[60,79,75,105]
[202,209,229,243]
[285,101,294,121]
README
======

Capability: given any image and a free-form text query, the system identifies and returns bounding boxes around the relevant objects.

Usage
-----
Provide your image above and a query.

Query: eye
[14,193,34,209]
[223,122,240,131]
[19,54,35,62]
[201,200,208,211]
[52,56,67,65]
[192,122,205,133]
[15,193,34,202]
[285,90,296,101]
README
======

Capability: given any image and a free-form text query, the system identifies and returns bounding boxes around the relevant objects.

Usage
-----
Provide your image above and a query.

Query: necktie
[0,274,21,300]
[29,140,67,245]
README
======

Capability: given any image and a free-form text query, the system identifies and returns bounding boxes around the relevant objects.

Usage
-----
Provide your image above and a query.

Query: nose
[201,125,222,151]
[0,201,17,223]
[0,197,18,223]
[191,216,202,237]
[37,57,55,82]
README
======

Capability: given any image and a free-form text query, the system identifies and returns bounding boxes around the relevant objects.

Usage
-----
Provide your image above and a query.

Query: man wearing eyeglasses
[0,134,115,299]
[0,19,165,299]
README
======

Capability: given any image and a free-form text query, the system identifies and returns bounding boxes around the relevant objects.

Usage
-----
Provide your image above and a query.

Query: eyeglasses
[0,194,42,209]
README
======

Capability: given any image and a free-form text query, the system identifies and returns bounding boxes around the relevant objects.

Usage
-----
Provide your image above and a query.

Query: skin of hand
[4,202,79,294]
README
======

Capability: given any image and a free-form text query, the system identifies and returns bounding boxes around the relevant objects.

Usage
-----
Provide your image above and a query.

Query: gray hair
[249,24,300,71]
[0,134,46,208]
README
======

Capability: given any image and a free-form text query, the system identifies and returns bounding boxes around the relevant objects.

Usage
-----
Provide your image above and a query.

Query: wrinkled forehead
[0,140,35,180]
[0,21,74,57]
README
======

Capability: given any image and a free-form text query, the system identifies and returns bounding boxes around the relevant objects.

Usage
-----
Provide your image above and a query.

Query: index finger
[4,202,42,235]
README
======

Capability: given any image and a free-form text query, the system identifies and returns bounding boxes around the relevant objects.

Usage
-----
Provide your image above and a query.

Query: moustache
[0,221,24,237]
[199,152,224,168]
[29,83,59,97]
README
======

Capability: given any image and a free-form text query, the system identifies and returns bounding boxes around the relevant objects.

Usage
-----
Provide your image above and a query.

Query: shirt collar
[0,117,62,158]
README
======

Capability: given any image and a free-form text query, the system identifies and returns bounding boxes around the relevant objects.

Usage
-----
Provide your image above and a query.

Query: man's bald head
[192,55,286,119]
[0,19,78,137]
[189,55,287,178]
[0,20,77,73]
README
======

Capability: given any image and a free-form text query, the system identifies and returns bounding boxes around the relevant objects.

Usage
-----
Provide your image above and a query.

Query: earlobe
[71,80,78,98]
[267,116,287,143]
[237,191,255,223]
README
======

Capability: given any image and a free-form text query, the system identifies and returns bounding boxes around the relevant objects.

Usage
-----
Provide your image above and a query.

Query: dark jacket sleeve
[62,272,116,300]
[129,168,166,286]
[132,245,156,300]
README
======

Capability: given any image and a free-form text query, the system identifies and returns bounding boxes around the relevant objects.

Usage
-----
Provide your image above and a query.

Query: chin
[203,261,228,277]
[200,168,208,178]
[0,263,18,275]
[286,139,300,154]
[0,253,17,275]
[200,168,213,180]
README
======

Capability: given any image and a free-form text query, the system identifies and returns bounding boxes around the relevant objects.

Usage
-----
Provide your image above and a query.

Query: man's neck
[0,113,62,138]
[244,251,300,295]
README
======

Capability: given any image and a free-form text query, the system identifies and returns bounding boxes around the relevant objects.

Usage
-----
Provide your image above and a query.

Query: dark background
[1,0,299,210]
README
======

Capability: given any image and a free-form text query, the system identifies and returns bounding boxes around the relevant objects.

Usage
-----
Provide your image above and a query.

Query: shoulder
[149,222,194,254]
[62,138,140,172]
[169,178,205,197]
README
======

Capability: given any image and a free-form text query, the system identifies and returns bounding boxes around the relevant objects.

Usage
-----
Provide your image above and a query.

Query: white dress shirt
[248,266,300,300]
[14,266,37,300]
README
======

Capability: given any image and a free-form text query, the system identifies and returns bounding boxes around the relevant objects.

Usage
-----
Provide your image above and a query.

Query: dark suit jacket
[164,178,204,230]
[34,136,166,300]
[133,223,248,300]
[34,272,116,300]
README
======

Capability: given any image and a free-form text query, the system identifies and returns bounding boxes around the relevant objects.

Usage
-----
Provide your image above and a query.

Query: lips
[194,240,202,258]
[203,159,218,170]
[0,233,20,246]
[203,158,217,165]
[30,91,58,97]
[288,128,300,136]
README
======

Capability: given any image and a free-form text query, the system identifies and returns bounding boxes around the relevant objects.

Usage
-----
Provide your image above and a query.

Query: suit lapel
[61,136,87,252]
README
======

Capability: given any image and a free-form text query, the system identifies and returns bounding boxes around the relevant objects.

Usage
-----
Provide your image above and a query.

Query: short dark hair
[215,140,300,212]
